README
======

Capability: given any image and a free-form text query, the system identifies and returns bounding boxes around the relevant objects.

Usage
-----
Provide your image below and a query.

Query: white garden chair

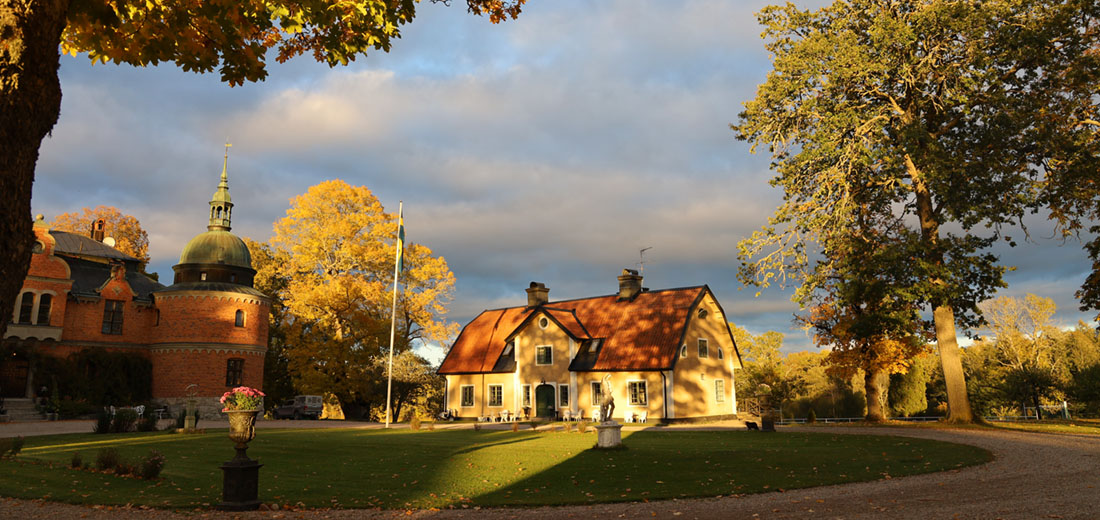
[639,411,648,423]
[501,409,511,422]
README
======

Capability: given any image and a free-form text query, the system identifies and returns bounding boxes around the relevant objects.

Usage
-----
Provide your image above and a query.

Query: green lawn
[987,418,1100,435]
[0,428,990,509]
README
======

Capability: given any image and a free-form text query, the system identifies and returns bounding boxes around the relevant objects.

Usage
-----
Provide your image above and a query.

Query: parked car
[273,395,323,420]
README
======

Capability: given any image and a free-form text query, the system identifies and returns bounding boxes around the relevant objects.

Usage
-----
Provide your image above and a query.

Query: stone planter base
[594,422,623,448]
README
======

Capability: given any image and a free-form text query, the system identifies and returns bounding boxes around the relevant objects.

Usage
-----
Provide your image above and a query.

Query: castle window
[235,310,245,327]
[154,309,160,326]
[17,292,34,323]
[36,294,52,325]
[230,274,237,283]
[32,241,44,254]
[225,358,244,386]
[102,300,124,334]
[200,272,207,281]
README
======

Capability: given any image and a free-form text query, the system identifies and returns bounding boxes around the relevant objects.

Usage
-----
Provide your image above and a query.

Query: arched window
[36,294,52,325]
[17,293,34,324]
[226,358,244,386]
[235,310,245,327]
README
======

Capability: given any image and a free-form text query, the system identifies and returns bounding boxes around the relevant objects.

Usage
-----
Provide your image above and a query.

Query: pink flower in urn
[221,386,266,412]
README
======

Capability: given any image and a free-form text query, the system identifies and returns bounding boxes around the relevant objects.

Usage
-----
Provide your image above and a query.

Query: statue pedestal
[595,422,623,448]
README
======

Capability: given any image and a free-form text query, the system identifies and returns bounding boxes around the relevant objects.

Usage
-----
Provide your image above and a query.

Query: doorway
[535,384,555,420]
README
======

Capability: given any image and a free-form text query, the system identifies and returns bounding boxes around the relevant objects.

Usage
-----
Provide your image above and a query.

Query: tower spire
[208,141,235,231]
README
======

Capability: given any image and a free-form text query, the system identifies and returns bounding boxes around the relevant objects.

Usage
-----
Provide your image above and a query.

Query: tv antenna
[638,247,653,275]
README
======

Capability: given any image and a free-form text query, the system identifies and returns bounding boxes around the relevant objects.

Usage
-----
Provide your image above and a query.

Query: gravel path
[1,426,1097,519]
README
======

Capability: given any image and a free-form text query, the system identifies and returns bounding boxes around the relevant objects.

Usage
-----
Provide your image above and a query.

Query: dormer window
[502,342,514,356]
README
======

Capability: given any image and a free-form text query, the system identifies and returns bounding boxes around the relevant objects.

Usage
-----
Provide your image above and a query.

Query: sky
[32,0,1098,362]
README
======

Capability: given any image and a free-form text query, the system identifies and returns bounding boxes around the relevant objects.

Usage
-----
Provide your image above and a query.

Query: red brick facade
[4,213,270,407]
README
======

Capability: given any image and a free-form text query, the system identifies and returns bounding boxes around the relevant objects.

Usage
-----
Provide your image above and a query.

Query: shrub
[806,408,817,424]
[139,449,166,480]
[511,422,519,432]
[137,414,159,432]
[115,460,134,476]
[410,416,421,431]
[57,399,98,419]
[175,409,200,429]
[110,409,139,433]
[578,421,589,433]
[71,452,82,469]
[93,409,112,434]
[0,437,21,458]
[96,448,120,471]
[427,421,435,431]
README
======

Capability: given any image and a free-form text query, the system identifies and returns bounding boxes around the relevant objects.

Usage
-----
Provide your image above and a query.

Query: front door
[535,384,555,420]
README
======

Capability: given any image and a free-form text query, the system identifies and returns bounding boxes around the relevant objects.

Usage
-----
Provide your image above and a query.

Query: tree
[0,0,525,345]
[979,294,1068,419]
[733,0,1099,422]
[269,180,457,408]
[244,237,296,408]
[889,353,931,418]
[52,206,150,264]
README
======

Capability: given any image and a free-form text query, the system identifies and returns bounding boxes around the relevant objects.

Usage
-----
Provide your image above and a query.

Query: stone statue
[599,374,615,423]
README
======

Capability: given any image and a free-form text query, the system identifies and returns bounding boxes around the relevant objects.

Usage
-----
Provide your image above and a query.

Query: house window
[522,385,531,407]
[715,379,725,403]
[235,309,245,327]
[488,385,503,407]
[559,385,569,408]
[102,300,124,334]
[460,385,474,407]
[698,338,709,358]
[698,308,708,319]
[539,316,549,329]
[17,293,34,323]
[535,345,553,365]
[225,358,244,386]
[680,344,687,358]
[628,381,647,406]
[591,381,603,406]
[717,348,724,360]
[36,294,52,325]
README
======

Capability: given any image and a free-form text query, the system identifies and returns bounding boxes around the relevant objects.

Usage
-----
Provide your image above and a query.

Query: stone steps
[0,398,45,422]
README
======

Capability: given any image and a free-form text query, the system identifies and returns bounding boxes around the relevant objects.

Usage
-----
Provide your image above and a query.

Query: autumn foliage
[52,206,150,264]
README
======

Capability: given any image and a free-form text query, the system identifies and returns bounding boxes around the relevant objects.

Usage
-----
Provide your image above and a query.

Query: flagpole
[385,201,403,429]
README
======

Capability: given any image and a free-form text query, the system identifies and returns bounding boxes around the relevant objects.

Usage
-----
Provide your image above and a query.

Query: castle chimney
[526,282,549,307]
[91,219,106,242]
[618,268,643,300]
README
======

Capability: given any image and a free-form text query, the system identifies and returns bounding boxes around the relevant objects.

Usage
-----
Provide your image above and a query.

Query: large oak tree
[734,0,1099,422]
[0,0,524,340]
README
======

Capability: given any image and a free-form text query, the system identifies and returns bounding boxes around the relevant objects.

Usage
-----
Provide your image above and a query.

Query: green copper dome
[178,230,252,268]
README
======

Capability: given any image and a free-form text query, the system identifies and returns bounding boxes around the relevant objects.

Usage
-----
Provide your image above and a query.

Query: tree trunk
[906,155,975,423]
[0,0,69,340]
[864,367,888,422]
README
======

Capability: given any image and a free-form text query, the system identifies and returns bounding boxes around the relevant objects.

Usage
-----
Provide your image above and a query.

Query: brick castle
[2,153,269,417]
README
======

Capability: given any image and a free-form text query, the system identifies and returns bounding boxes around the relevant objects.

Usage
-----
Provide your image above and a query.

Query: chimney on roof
[526,282,549,307]
[91,219,106,242]
[618,268,643,300]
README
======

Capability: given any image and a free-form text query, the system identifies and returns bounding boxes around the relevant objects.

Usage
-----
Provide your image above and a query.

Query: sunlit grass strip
[0,428,990,509]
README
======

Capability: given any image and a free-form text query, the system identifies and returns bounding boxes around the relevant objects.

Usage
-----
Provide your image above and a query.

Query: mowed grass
[0,428,990,509]
[987,418,1100,435]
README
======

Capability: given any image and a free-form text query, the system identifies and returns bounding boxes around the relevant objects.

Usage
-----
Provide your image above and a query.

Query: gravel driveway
[1,425,1097,519]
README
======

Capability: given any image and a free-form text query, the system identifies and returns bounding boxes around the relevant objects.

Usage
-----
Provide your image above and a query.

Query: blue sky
[32,0,1098,359]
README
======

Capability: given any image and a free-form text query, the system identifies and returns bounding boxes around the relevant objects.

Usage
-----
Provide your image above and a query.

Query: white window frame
[698,338,709,358]
[590,381,603,406]
[680,344,687,358]
[522,384,531,407]
[460,385,474,408]
[488,384,503,407]
[717,347,724,360]
[715,379,725,403]
[535,345,553,365]
[559,385,569,408]
[538,316,550,329]
[627,380,648,407]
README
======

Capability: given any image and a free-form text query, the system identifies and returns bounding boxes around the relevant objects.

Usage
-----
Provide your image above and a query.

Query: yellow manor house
[437,270,743,422]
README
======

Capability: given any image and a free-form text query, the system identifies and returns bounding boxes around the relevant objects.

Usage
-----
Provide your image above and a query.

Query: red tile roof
[438,286,710,374]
